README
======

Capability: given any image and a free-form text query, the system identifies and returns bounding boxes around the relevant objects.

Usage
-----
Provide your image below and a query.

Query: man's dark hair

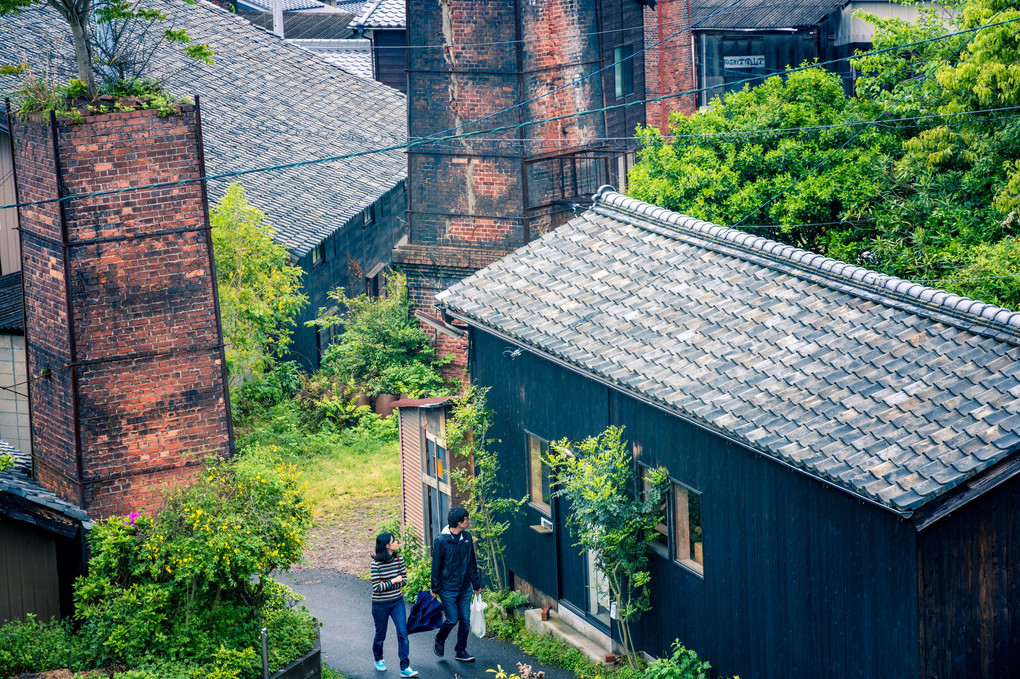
[448,507,469,529]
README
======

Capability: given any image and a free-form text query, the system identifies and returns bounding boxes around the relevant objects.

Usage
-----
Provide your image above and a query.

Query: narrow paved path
[278,569,577,679]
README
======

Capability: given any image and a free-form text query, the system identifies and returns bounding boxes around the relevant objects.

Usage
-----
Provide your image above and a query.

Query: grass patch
[234,400,400,520]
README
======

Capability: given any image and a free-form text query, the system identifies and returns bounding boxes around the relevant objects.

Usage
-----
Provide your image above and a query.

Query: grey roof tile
[437,190,1020,512]
[0,0,406,257]
[353,0,403,29]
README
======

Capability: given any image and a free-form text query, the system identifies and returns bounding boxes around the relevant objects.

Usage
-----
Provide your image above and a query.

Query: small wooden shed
[0,443,90,624]
[434,188,1020,679]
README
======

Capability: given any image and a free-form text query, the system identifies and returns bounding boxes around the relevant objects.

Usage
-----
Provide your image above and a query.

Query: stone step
[524,607,613,665]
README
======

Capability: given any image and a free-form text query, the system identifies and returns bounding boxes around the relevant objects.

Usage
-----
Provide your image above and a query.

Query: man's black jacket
[431,529,480,592]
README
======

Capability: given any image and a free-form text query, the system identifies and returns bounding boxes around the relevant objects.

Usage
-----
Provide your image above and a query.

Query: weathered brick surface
[12,107,232,519]
[404,0,607,372]
[644,0,696,131]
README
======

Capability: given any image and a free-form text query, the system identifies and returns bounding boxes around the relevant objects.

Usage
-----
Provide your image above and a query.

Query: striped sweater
[371,555,407,603]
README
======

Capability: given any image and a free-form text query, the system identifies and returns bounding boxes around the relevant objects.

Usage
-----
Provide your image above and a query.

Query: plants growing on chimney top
[1,0,213,104]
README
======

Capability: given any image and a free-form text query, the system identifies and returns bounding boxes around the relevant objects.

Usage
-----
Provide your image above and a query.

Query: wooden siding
[0,131,20,275]
[373,30,408,94]
[917,471,1020,679]
[398,407,425,543]
[0,518,60,623]
[471,328,922,679]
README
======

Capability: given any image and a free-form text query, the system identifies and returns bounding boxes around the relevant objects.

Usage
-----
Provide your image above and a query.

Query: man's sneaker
[374,660,386,671]
[455,652,475,663]
[400,668,419,678]
[433,640,444,657]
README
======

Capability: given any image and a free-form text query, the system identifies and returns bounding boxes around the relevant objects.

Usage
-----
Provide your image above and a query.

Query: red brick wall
[644,0,696,131]
[12,107,232,520]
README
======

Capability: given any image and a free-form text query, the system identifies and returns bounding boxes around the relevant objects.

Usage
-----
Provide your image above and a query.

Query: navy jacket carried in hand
[430,528,480,593]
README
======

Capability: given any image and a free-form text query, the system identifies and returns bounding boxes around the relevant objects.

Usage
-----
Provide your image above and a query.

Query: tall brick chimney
[644,0,697,132]
[10,104,233,519]
[396,0,609,378]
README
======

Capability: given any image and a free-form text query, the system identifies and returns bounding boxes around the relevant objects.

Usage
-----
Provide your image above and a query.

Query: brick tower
[11,104,233,519]
[396,0,610,377]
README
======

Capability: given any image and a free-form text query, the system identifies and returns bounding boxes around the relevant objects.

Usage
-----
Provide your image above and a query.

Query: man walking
[431,507,481,662]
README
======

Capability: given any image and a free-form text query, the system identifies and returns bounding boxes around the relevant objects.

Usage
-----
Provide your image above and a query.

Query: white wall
[0,333,30,455]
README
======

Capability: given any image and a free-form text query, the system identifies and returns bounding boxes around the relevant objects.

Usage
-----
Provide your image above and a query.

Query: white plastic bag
[469,593,488,637]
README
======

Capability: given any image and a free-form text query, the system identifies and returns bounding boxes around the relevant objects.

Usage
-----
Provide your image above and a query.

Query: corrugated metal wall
[0,518,60,623]
[0,131,20,276]
[398,407,424,543]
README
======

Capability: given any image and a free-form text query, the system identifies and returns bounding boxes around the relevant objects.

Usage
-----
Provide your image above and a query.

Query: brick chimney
[397,0,608,379]
[644,0,697,131]
[10,103,233,519]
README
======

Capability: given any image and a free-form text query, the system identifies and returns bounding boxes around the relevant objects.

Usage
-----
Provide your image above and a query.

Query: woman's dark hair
[373,532,395,562]
[448,507,469,529]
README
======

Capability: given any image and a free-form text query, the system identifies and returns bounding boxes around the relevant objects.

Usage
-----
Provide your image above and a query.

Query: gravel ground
[296,495,399,576]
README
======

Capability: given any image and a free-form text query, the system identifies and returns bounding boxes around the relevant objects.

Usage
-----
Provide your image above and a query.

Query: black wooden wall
[289,180,407,371]
[373,30,408,94]
[917,472,1020,679]
[471,328,923,679]
[598,0,646,146]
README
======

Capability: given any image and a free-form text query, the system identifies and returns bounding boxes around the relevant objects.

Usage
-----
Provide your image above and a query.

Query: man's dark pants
[436,585,473,654]
[372,598,410,670]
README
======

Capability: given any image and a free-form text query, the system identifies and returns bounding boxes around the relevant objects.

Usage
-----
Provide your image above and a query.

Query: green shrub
[643,640,711,679]
[73,453,314,674]
[0,615,85,676]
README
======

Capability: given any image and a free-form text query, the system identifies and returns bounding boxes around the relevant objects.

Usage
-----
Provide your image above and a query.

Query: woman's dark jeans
[372,598,410,670]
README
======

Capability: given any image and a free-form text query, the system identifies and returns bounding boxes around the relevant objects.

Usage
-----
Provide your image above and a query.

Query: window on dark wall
[363,204,375,228]
[640,464,669,555]
[311,242,326,267]
[315,306,340,360]
[614,44,635,99]
[672,480,704,575]
[526,432,552,515]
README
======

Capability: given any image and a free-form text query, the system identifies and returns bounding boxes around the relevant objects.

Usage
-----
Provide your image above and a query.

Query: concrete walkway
[278,569,577,679]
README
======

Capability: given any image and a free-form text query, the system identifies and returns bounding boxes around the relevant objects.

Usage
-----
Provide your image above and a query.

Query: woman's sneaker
[375,660,386,672]
[400,668,419,677]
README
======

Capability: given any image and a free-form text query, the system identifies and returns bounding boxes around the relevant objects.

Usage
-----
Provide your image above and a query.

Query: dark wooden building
[433,188,1020,679]
[350,0,408,93]
[0,443,90,624]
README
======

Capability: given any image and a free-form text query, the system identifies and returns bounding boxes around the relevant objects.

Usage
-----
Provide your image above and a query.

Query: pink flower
[126,512,141,527]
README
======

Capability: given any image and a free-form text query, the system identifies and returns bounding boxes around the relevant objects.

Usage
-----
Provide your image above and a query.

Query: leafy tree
[0,0,212,99]
[445,385,525,592]
[629,0,1020,308]
[309,272,450,397]
[546,426,667,667]
[211,183,307,388]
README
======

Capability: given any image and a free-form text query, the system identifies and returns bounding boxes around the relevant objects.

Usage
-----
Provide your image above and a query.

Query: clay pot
[373,393,400,418]
[355,393,372,409]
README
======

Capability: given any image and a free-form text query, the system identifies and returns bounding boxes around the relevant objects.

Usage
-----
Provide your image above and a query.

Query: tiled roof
[290,38,374,78]
[236,8,356,39]
[352,0,404,29]
[0,440,93,530]
[691,0,842,29]
[237,0,326,13]
[0,271,23,333]
[437,189,1020,513]
[0,0,407,256]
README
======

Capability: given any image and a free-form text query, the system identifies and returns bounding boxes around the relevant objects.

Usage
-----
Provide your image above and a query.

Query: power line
[3,14,1019,213]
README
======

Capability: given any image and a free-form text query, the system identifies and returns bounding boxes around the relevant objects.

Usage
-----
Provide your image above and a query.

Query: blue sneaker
[400,668,419,677]
[375,660,386,672]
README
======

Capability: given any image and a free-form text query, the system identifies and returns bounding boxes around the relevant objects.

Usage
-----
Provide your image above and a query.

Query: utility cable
[2,15,1019,213]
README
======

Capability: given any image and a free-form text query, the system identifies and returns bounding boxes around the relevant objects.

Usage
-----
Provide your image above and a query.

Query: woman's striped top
[371,554,407,603]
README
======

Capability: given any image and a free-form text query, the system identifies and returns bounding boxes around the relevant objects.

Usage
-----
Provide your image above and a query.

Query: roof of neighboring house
[437,188,1020,515]
[0,0,407,257]
[352,0,404,29]
[290,38,374,78]
[236,8,357,39]
[236,0,325,12]
[691,0,842,30]
[0,440,93,533]
[0,272,23,334]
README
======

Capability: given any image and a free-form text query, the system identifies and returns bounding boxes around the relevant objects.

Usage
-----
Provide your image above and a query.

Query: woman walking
[371,533,418,677]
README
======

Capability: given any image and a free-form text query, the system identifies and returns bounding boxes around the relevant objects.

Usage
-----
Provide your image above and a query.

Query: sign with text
[724,55,765,69]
